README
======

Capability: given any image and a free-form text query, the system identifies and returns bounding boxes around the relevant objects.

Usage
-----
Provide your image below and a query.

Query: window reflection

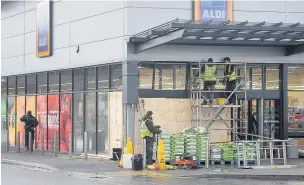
[110,65,122,89]
[266,66,279,90]
[37,73,47,94]
[288,65,304,90]
[48,71,59,93]
[251,68,262,89]
[2,77,7,96]
[155,64,173,90]
[174,64,186,90]
[17,75,26,95]
[139,64,153,89]
[97,66,109,90]
[26,74,36,94]
[8,76,16,95]
[85,67,96,91]
[288,91,304,132]
[60,70,72,93]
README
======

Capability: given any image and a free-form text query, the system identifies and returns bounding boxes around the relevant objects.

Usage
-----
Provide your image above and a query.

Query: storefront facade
[1,1,304,155]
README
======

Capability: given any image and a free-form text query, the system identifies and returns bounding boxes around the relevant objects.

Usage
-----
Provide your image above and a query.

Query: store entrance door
[248,99,280,140]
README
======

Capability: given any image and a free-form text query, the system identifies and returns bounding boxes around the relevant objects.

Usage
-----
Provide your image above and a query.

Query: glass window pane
[8,76,16,95]
[85,92,96,153]
[73,92,84,152]
[251,67,262,90]
[25,96,36,148]
[1,95,7,144]
[16,96,25,146]
[17,75,26,95]
[110,65,122,89]
[37,95,47,150]
[85,67,96,91]
[59,94,72,152]
[1,77,7,95]
[174,64,186,90]
[288,91,304,133]
[48,71,59,93]
[8,96,16,146]
[97,66,109,90]
[288,65,304,90]
[215,64,225,90]
[239,67,250,90]
[26,74,36,94]
[60,70,72,93]
[155,64,173,90]
[266,66,279,90]
[38,73,47,94]
[139,63,153,89]
[73,69,84,91]
[97,92,108,153]
[47,95,59,150]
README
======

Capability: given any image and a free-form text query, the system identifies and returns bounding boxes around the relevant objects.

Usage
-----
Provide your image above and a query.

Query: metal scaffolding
[190,61,248,141]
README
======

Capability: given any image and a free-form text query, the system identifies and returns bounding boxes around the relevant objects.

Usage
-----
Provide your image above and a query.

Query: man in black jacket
[20,110,39,151]
[141,111,161,165]
[224,57,236,104]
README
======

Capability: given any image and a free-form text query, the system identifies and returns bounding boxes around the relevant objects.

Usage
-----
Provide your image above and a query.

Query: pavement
[2,149,304,181]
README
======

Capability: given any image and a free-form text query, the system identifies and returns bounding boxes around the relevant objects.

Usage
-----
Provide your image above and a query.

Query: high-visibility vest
[228,65,236,81]
[203,65,216,81]
[140,119,153,138]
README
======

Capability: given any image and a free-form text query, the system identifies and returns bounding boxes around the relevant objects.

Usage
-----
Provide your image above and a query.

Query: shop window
[2,77,7,96]
[155,64,173,90]
[239,67,250,90]
[139,63,153,89]
[174,64,186,90]
[60,70,72,93]
[97,92,108,153]
[16,96,25,146]
[59,94,72,152]
[8,96,16,146]
[110,65,122,89]
[26,74,37,94]
[48,71,59,93]
[85,92,97,153]
[37,73,47,94]
[288,91,304,133]
[47,95,59,150]
[73,69,84,92]
[266,66,279,90]
[8,76,16,95]
[73,92,84,152]
[85,67,96,91]
[17,75,26,95]
[251,67,262,90]
[288,65,304,90]
[36,95,47,150]
[26,96,36,148]
[97,66,109,90]
[1,94,7,142]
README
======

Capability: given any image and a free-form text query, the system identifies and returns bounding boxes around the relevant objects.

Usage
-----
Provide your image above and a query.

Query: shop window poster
[193,0,233,22]
[8,97,16,146]
[47,95,59,151]
[37,95,47,150]
[60,94,72,152]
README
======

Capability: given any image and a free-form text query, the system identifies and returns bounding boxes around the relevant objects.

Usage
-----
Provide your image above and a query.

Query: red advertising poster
[37,95,47,150]
[59,94,72,152]
[16,96,25,146]
[8,96,16,146]
[47,95,59,150]
[26,96,36,147]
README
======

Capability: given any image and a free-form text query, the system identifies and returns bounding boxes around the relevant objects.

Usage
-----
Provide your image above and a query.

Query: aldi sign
[193,0,233,22]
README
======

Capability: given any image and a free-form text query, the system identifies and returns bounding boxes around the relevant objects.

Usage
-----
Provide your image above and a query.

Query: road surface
[2,164,303,185]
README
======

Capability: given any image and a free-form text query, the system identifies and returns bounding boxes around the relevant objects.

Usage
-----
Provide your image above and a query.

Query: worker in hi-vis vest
[224,57,236,104]
[141,111,161,165]
[201,58,217,105]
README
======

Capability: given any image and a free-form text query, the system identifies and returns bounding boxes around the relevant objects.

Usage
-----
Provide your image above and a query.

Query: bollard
[142,139,146,169]
[256,140,261,166]
[205,138,209,169]
[41,132,44,155]
[269,141,274,166]
[29,132,32,154]
[237,143,240,168]
[84,131,88,160]
[282,141,287,165]
[69,132,72,159]
[54,132,57,157]
[242,142,247,166]
[17,131,20,153]
[6,129,10,152]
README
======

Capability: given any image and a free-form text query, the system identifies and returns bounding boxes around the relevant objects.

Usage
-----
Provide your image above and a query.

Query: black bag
[132,154,143,171]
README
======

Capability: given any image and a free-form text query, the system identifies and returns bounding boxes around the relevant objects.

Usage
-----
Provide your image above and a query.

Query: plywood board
[108,92,123,156]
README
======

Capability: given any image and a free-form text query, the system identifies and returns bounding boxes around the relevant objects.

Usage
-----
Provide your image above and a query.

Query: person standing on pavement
[141,111,161,165]
[201,58,217,105]
[20,110,39,151]
[224,57,236,105]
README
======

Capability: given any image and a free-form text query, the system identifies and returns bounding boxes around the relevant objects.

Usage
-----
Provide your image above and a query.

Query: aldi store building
[1,0,304,156]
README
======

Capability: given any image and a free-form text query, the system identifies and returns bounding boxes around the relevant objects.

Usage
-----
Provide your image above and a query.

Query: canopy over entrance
[128,19,304,55]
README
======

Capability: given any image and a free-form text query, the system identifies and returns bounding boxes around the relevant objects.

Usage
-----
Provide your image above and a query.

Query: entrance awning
[128,19,304,55]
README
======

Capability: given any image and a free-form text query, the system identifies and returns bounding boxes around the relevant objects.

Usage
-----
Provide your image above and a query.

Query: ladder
[190,61,249,142]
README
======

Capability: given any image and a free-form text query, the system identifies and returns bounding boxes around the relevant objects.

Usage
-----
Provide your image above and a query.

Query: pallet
[234,160,256,165]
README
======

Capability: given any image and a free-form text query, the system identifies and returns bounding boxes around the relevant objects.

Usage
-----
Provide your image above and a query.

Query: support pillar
[122,61,139,147]
[279,64,288,140]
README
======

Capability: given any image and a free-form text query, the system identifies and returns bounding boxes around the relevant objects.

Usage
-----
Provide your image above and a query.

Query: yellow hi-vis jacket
[203,65,216,81]
[140,119,153,138]
[228,65,236,81]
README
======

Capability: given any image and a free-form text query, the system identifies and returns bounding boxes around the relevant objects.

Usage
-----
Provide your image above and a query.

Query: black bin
[132,154,143,171]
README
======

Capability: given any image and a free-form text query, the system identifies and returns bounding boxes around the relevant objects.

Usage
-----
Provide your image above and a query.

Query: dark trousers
[203,81,216,104]
[226,80,236,104]
[25,130,34,150]
[145,136,154,165]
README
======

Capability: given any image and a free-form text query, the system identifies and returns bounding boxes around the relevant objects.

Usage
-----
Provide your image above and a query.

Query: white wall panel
[25,9,36,33]
[234,11,286,22]
[1,35,24,58]
[24,48,70,73]
[1,1,24,19]
[70,9,124,46]
[286,13,304,23]
[25,1,37,11]
[52,1,70,26]
[24,32,35,55]
[1,13,25,39]
[69,1,124,21]
[234,1,286,12]
[126,1,191,9]
[70,37,125,67]
[286,1,304,13]
[53,24,70,49]
[1,56,24,76]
